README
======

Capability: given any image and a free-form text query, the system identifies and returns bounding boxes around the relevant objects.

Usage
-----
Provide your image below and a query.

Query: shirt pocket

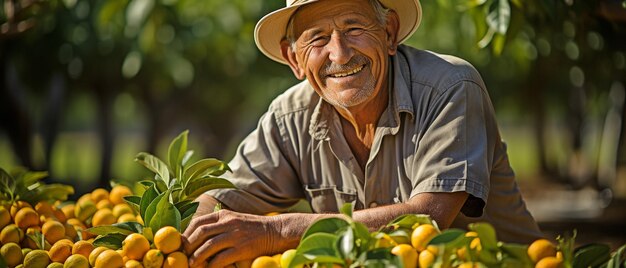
[304,185,357,213]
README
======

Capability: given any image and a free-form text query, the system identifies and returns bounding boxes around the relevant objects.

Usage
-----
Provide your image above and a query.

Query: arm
[183,191,467,268]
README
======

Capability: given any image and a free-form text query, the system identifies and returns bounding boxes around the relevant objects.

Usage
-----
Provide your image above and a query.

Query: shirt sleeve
[207,109,304,214]
[410,79,496,217]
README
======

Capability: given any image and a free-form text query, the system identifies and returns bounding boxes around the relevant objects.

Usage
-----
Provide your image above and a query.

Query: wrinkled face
[284,0,398,109]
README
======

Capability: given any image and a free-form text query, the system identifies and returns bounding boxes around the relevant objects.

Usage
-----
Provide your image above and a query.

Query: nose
[327,31,353,65]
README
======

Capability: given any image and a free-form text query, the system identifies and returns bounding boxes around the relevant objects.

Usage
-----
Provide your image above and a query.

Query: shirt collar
[309,49,414,140]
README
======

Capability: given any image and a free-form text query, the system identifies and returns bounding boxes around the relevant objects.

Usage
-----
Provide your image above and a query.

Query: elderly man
[183,0,543,266]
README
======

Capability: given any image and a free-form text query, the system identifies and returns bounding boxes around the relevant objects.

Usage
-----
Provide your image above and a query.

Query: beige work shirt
[210,45,542,243]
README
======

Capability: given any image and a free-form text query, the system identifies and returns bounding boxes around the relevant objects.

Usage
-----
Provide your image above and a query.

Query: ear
[280,39,306,80]
[385,9,400,55]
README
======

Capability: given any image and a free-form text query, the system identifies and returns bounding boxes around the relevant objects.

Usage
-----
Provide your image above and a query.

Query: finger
[188,232,234,267]
[206,247,247,268]
[183,212,219,237]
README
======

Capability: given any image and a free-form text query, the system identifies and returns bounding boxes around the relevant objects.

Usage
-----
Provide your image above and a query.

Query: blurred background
[1,0,625,246]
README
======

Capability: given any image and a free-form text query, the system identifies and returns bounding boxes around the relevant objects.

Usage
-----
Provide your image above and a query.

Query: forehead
[291,0,378,31]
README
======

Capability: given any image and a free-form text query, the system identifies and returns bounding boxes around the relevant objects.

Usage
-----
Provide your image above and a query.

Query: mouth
[327,64,365,78]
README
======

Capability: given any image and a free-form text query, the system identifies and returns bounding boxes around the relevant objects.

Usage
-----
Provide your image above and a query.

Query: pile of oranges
[0,185,187,268]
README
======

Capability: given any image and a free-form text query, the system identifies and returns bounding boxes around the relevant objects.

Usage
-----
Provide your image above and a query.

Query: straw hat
[254,0,422,65]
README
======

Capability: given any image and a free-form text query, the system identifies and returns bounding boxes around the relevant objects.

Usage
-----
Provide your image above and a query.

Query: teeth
[330,65,363,78]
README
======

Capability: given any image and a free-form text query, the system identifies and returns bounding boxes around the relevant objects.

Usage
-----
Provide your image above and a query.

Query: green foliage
[0,167,74,206]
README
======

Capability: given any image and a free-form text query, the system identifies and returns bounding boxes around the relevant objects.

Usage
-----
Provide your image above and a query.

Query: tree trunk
[94,82,114,188]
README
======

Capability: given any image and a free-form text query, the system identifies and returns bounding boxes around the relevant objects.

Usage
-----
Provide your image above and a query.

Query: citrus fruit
[89,246,110,267]
[109,185,132,205]
[91,208,116,227]
[10,201,32,218]
[91,188,110,203]
[64,254,90,268]
[24,249,51,268]
[125,259,144,268]
[410,224,438,251]
[48,262,64,268]
[95,249,124,268]
[42,220,66,244]
[74,200,97,222]
[528,239,557,263]
[63,222,78,240]
[117,213,137,223]
[535,256,563,268]
[1,224,24,244]
[391,244,418,268]
[48,241,72,263]
[142,249,164,268]
[72,240,95,258]
[35,201,55,217]
[418,248,436,268]
[153,226,181,254]
[122,233,150,260]
[457,262,478,268]
[15,207,39,229]
[0,206,11,229]
[280,249,300,268]
[251,256,280,268]
[112,204,133,218]
[60,204,75,220]
[162,251,188,268]
[96,200,113,210]
[1,242,24,267]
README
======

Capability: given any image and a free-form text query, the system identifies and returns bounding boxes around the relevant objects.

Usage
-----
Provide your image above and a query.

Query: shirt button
[369,202,378,208]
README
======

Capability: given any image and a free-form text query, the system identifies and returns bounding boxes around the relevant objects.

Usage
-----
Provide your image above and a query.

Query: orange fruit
[23,249,51,267]
[89,246,110,267]
[125,259,144,268]
[117,213,137,223]
[49,240,73,263]
[74,200,97,222]
[52,208,67,223]
[162,251,188,268]
[64,222,78,240]
[112,204,134,218]
[528,239,557,263]
[35,201,55,217]
[457,262,478,268]
[77,194,92,205]
[49,262,64,268]
[410,224,438,251]
[153,226,181,254]
[61,204,75,220]
[418,248,436,268]
[251,256,280,268]
[95,249,124,268]
[536,256,563,268]
[122,233,150,260]
[142,249,164,268]
[1,242,24,267]
[97,199,113,210]
[1,224,24,244]
[15,207,39,229]
[72,240,95,258]
[109,185,132,205]
[92,188,110,203]
[10,201,32,218]
[92,208,116,227]
[42,220,66,244]
[0,206,11,229]
[64,254,90,268]
[391,244,417,268]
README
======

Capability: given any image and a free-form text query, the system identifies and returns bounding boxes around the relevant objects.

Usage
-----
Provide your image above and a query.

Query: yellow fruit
[410,224,438,251]
[528,239,557,263]
[1,224,24,244]
[48,241,72,263]
[162,251,188,268]
[92,188,110,203]
[1,242,24,267]
[77,194,92,205]
[418,249,436,268]
[15,207,40,229]
[153,226,182,254]
[112,204,134,218]
[251,256,280,268]
[63,222,78,240]
[280,249,300,268]
[125,259,144,268]
[135,215,144,225]
[122,233,150,260]
[95,249,124,268]
[35,201,55,217]
[457,262,478,268]
[10,201,32,218]
[60,204,75,220]
[72,240,95,258]
[109,185,132,205]
[24,249,51,268]
[0,206,11,229]
[92,209,116,227]
[97,200,113,210]
[48,262,64,268]
[89,246,110,267]
[74,200,97,222]
[52,208,67,224]
[535,256,563,268]
[42,220,66,244]
[117,213,137,223]
[142,249,164,268]
[391,244,417,268]
[64,254,90,268]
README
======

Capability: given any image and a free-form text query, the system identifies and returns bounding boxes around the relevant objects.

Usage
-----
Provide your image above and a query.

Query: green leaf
[168,130,188,181]
[183,158,231,185]
[0,168,14,201]
[181,151,194,167]
[469,222,498,251]
[25,231,46,250]
[123,195,141,214]
[140,185,159,222]
[339,203,353,218]
[337,227,354,260]
[573,243,611,268]
[302,217,350,241]
[358,248,401,267]
[135,152,171,186]
[149,190,181,232]
[19,171,49,186]
[31,184,75,203]
[179,201,199,219]
[87,222,144,236]
[499,243,532,265]
[183,176,236,200]
[292,233,342,267]
[143,191,165,227]
[93,233,126,250]
[386,214,435,230]
[428,228,466,246]
[353,221,372,253]
[486,0,510,34]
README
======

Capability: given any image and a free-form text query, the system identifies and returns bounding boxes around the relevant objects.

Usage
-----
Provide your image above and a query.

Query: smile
[328,65,364,78]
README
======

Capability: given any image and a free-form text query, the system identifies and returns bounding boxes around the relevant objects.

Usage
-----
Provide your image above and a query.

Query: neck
[335,83,389,143]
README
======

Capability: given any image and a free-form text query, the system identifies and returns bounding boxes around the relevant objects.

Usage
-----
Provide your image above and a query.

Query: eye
[309,36,329,47]
[346,28,364,36]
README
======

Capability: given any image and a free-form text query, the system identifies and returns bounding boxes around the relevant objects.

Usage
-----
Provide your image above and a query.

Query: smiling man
[183,0,543,267]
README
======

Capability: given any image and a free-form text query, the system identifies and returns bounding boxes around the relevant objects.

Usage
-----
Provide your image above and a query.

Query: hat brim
[254,0,422,65]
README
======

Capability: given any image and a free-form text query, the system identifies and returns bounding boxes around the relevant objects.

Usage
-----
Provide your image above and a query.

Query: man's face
[284,0,398,109]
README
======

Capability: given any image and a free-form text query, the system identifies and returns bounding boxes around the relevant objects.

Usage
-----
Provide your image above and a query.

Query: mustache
[320,55,368,76]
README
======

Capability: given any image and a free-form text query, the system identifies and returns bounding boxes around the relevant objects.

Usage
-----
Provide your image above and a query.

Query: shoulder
[267,80,319,119]
[397,45,486,93]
